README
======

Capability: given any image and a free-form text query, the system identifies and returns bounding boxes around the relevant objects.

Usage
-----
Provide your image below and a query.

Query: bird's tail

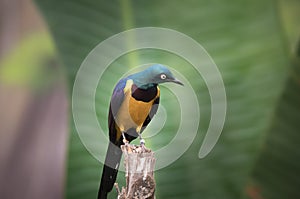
[98,142,122,199]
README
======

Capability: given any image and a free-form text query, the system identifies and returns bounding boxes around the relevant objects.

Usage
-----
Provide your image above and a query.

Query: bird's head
[131,64,184,89]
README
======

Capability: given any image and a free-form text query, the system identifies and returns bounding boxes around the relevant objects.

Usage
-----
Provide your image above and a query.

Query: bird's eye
[160,74,167,79]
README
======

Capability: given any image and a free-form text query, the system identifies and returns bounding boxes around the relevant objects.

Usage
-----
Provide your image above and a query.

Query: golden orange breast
[128,97,154,128]
[115,79,160,134]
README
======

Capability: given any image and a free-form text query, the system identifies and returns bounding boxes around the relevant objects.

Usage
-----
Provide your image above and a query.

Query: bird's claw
[122,132,129,145]
[123,138,129,145]
[140,139,145,146]
[140,139,146,151]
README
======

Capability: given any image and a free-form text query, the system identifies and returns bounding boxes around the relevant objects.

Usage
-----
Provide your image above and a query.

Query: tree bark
[117,145,156,199]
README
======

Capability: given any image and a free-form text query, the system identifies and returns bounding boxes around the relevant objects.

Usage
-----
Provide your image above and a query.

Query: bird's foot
[140,139,146,151]
[122,132,129,145]
[140,138,145,145]
[123,138,129,145]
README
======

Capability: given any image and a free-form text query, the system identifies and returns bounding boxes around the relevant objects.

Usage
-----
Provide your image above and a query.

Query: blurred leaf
[278,0,300,49]
[35,0,300,199]
[0,32,58,89]
[248,56,300,199]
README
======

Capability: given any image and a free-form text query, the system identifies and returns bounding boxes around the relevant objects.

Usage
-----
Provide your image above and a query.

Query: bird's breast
[128,97,154,128]
[115,79,159,133]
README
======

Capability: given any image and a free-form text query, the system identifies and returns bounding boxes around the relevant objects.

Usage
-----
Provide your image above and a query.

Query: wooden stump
[116,145,156,199]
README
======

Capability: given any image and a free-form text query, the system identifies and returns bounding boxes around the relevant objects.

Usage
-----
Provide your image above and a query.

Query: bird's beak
[170,78,184,86]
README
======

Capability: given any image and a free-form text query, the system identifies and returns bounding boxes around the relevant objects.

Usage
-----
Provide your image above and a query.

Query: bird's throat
[131,84,158,102]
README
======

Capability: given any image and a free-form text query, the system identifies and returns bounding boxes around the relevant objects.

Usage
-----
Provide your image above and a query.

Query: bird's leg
[139,134,146,149]
[122,132,129,145]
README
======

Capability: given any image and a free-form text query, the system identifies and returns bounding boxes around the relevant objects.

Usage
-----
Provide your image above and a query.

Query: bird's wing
[108,78,127,144]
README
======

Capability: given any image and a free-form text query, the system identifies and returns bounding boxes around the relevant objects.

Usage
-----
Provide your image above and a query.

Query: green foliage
[35,0,300,199]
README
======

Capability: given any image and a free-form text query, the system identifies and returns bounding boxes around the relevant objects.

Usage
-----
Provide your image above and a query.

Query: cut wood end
[121,144,152,154]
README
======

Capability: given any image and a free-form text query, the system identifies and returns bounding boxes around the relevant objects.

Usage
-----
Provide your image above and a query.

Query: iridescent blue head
[129,64,184,89]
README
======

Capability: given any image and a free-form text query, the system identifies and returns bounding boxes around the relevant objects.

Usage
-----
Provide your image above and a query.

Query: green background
[20,0,300,198]
[37,0,300,199]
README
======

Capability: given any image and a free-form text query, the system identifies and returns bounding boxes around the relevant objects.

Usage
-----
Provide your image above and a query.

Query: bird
[98,64,183,199]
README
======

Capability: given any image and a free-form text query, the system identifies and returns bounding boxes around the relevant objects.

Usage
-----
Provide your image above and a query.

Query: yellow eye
[160,74,167,79]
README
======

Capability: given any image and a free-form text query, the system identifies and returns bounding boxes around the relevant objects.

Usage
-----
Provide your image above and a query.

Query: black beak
[170,78,184,86]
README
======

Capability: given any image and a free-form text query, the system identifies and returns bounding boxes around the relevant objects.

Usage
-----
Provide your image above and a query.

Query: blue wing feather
[110,78,127,119]
[108,78,127,144]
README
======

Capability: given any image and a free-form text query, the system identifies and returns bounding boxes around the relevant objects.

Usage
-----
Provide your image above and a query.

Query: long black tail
[98,142,122,199]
